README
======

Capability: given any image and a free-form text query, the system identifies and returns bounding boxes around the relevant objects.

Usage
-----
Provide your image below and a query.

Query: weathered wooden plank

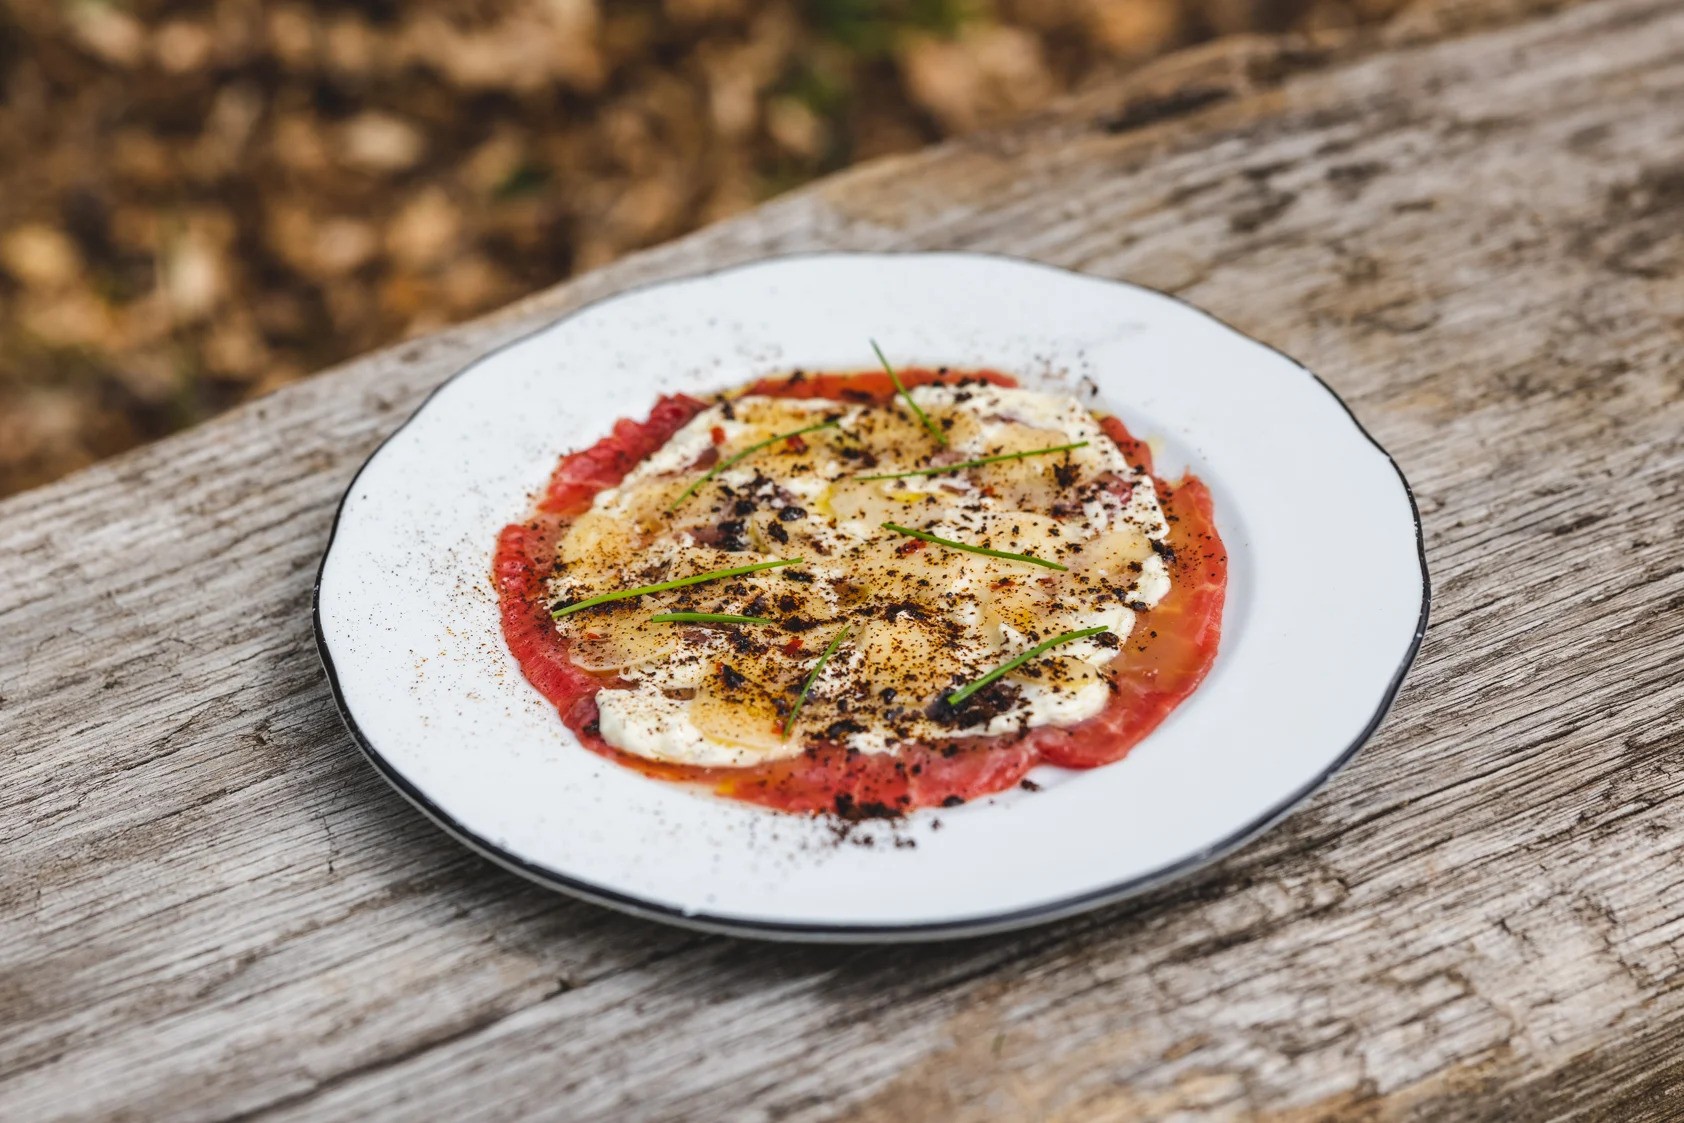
[2,0,1682,1118]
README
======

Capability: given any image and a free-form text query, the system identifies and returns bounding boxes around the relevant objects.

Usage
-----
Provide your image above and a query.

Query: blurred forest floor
[0,0,1402,497]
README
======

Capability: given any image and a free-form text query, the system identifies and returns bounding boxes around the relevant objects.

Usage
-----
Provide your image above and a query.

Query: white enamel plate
[315,253,1428,941]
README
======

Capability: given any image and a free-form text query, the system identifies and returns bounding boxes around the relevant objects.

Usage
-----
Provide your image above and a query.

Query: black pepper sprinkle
[778,505,807,521]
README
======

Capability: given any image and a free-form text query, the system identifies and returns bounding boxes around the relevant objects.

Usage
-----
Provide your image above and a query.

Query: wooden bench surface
[4,0,1683,1117]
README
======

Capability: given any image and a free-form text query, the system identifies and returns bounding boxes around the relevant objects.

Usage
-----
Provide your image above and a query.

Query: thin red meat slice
[493,375,1226,815]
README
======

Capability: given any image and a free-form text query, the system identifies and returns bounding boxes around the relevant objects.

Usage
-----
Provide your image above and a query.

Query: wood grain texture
[3,0,1683,1118]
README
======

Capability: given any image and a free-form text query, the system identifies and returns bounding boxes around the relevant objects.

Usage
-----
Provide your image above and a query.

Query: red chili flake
[895,539,927,557]
[782,637,804,655]
[785,435,808,453]
[585,632,604,640]
[710,426,726,445]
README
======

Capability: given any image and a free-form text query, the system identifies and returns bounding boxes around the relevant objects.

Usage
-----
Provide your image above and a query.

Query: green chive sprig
[648,612,774,626]
[669,420,839,510]
[783,623,852,738]
[871,340,946,447]
[857,441,1089,482]
[880,522,1067,571]
[946,627,1111,706]
[551,558,802,619]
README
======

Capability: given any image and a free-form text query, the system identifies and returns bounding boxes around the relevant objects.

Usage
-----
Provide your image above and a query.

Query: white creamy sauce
[552,383,1173,767]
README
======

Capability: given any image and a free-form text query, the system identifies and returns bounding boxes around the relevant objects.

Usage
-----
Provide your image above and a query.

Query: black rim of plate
[312,250,1432,942]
